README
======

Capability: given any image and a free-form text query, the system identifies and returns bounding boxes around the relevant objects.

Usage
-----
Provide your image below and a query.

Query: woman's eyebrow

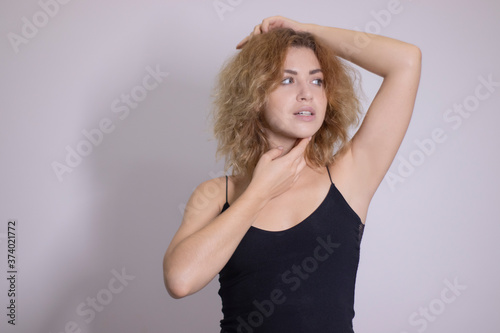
[284,69,323,75]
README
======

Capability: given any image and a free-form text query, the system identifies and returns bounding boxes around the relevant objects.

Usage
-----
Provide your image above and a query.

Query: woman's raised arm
[239,16,421,202]
[305,21,421,202]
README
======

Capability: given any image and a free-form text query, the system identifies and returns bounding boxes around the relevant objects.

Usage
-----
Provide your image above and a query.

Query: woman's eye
[313,78,323,86]
[282,77,293,84]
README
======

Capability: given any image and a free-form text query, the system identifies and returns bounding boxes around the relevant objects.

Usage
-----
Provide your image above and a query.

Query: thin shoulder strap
[220,176,230,214]
[326,165,333,184]
[225,175,228,203]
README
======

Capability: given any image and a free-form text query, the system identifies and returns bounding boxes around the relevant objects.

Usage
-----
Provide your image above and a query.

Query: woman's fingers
[236,16,304,49]
[249,137,311,200]
[286,137,311,161]
[235,35,250,49]
[263,146,284,161]
[260,18,271,33]
[235,24,261,49]
[253,24,262,35]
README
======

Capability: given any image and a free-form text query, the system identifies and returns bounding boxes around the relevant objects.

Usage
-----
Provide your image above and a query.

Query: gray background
[1,0,499,332]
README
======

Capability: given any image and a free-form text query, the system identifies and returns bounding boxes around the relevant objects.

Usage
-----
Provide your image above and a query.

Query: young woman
[163,16,421,332]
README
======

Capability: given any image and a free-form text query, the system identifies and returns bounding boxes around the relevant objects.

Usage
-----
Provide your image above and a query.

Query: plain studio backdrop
[1,0,499,332]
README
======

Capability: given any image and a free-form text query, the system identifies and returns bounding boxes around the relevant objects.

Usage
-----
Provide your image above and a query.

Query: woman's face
[262,47,327,143]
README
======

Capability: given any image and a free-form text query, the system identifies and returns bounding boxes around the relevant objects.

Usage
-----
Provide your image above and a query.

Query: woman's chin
[292,129,320,139]
[264,126,320,143]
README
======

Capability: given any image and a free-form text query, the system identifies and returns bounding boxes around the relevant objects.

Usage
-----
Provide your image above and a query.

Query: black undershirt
[218,166,364,333]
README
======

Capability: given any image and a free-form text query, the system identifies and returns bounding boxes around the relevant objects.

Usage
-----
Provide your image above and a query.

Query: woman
[163,16,421,332]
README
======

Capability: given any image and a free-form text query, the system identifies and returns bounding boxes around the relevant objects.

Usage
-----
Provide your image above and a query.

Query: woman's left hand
[236,16,306,49]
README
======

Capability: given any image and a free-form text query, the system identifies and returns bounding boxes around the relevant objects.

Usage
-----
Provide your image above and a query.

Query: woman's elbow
[163,257,193,299]
[405,44,422,70]
[164,276,191,299]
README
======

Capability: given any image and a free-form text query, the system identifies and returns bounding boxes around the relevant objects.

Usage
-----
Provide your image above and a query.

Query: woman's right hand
[248,137,311,201]
[236,16,307,49]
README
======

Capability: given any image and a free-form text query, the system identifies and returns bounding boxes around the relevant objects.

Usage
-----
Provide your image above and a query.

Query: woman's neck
[265,132,301,156]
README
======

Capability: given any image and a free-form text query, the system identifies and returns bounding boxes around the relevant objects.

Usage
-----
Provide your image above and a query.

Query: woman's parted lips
[294,106,315,115]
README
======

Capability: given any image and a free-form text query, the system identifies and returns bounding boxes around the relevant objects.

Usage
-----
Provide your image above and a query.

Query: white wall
[1,0,499,332]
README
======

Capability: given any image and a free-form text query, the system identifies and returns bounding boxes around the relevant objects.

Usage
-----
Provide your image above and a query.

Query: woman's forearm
[164,185,269,299]
[304,24,421,77]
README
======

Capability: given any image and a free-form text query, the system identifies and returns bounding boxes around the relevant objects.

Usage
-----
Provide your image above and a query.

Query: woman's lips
[293,106,315,115]
[294,113,316,121]
[293,106,315,121]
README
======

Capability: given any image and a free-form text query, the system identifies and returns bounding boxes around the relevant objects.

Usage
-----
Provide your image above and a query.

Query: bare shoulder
[166,176,227,255]
[184,176,227,222]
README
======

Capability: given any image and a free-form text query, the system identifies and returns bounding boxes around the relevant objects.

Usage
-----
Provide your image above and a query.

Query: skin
[262,46,327,155]
[163,16,422,299]
[246,46,331,231]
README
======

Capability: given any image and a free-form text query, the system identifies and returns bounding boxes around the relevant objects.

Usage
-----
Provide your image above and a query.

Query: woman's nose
[296,82,312,101]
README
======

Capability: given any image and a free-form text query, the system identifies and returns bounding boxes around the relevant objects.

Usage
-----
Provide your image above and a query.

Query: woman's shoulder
[182,176,227,218]
[197,175,226,189]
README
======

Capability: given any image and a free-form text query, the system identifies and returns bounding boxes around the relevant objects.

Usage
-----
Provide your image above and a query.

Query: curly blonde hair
[210,28,362,177]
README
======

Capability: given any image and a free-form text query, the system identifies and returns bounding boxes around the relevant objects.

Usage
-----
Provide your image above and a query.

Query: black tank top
[218,166,364,333]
